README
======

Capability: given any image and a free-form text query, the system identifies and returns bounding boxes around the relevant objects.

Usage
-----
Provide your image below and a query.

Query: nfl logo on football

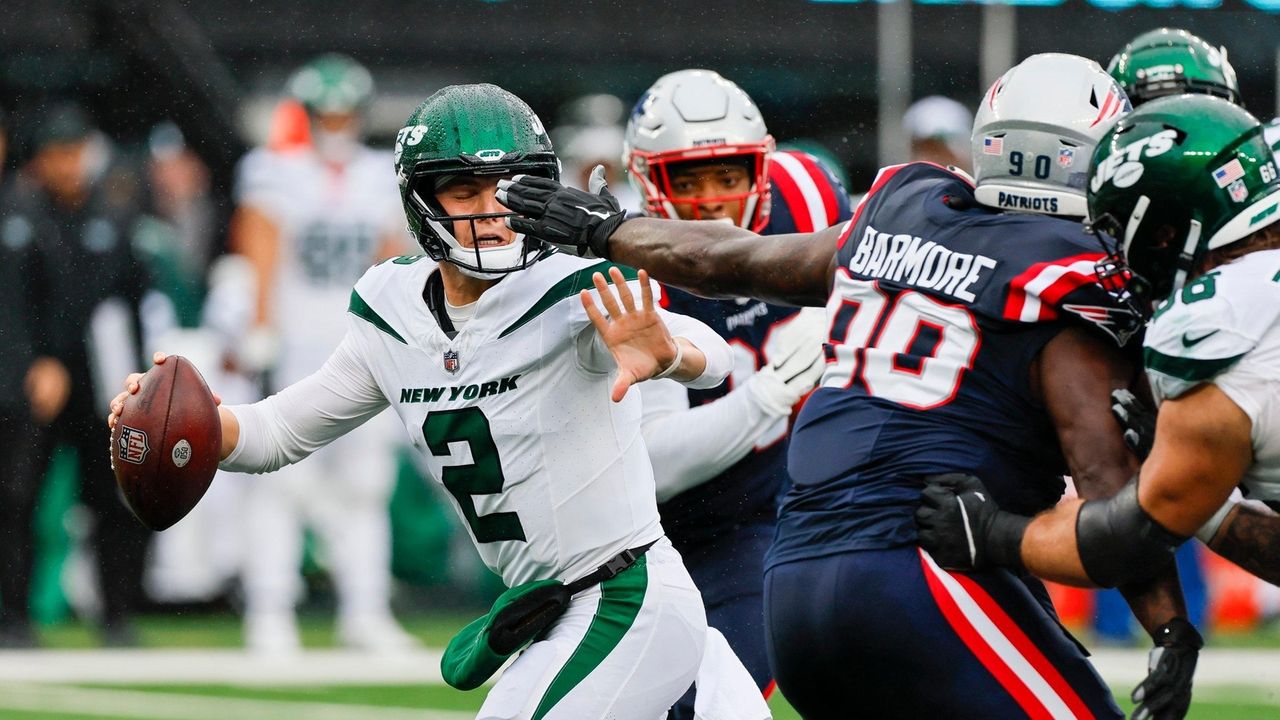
[443,349,461,374]
[118,426,151,465]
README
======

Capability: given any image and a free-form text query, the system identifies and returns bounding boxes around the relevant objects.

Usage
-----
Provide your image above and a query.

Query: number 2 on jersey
[422,407,526,543]
[824,276,980,409]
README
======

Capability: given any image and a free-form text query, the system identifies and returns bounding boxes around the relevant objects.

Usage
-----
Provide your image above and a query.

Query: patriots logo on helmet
[1062,303,1142,346]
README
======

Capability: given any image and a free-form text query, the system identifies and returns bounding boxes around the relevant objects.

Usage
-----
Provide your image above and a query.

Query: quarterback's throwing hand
[581,267,679,403]
[497,165,625,259]
[915,473,1030,571]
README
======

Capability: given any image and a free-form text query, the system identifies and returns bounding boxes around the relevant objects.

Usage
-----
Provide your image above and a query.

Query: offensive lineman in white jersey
[113,84,754,719]
[229,54,414,652]
[916,96,1280,719]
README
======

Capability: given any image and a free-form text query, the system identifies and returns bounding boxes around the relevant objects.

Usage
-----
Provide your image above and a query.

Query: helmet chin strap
[1171,219,1203,295]
[1120,195,1151,258]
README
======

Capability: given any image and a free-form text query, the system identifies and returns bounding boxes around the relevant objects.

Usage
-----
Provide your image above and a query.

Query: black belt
[565,540,658,596]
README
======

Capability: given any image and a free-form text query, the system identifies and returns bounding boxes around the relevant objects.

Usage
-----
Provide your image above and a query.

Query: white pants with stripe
[478,538,707,720]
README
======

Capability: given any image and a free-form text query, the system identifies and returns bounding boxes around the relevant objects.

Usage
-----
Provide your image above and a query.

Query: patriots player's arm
[605,219,840,307]
[496,174,840,306]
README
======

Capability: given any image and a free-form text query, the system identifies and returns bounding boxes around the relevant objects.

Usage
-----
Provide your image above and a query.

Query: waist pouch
[441,540,656,690]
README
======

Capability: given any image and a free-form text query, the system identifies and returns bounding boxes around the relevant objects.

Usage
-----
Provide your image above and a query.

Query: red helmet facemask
[628,138,775,232]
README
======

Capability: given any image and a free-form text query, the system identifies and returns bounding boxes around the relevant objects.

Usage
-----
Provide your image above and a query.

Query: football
[109,356,222,531]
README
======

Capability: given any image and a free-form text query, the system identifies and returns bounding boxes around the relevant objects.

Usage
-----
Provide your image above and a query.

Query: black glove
[496,165,625,259]
[915,473,1030,571]
[1111,388,1156,461]
[1131,617,1203,720]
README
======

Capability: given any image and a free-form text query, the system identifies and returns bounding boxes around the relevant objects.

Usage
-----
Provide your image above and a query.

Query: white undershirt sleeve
[640,377,786,502]
[220,331,389,474]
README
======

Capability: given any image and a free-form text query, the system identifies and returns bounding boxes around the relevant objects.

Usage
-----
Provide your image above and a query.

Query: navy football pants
[764,546,1122,719]
[670,521,774,720]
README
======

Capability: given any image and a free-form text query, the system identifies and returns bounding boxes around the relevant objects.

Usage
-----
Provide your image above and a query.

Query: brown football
[109,356,221,531]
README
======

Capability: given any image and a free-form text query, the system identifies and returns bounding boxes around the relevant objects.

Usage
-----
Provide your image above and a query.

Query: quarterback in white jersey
[113,84,738,719]
[228,54,413,653]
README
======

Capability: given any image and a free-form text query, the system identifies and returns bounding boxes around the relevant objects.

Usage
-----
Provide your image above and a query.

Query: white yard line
[1089,648,1280,688]
[0,649,446,685]
[0,684,474,720]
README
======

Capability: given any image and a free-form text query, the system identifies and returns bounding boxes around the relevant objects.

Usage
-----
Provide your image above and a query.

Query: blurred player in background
[499,53,1197,718]
[0,104,72,648]
[902,95,973,173]
[552,93,641,212]
[623,68,851,716]
[228,53,414,653]
[3,103,151,646]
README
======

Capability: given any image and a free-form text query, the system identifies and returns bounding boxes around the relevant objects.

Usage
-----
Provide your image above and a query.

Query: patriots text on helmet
[996,192,1058,213]
[846,224,998,302]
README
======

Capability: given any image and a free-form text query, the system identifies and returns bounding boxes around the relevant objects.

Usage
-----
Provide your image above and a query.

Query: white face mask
[313,127,359,164]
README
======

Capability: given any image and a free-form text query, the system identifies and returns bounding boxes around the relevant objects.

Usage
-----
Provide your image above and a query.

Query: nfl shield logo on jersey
[443,349,461,374]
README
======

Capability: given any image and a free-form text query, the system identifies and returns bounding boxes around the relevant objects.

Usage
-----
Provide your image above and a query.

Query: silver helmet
[624,69,775,231]
[972,53,1131,218]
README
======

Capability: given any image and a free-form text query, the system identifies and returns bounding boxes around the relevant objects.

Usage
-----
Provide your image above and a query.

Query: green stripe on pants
[531,556,649,720]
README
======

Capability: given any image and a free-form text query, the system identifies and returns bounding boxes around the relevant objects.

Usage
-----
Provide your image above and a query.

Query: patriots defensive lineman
[114,84,742,720]
[623,69,850,714]
[228,54,414,653]
[498,54,1194,718]
[917,95,1280,718]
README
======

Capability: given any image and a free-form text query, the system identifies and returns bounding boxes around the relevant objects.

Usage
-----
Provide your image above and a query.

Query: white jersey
[234,146,405,387]
[1145,248,1280,505]
[221,253,731,587]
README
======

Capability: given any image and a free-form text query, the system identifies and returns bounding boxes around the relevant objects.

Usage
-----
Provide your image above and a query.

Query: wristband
[652,340,685,380]
[988,511,1032,571]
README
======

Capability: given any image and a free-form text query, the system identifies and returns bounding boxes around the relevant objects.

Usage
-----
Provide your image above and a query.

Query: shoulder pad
[348,255,432,344]
[1144,250,1280,399]
[769,151,853,231]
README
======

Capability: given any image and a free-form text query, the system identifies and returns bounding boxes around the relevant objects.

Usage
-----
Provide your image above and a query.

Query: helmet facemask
[404,167,549,280]
[628,141,774,231]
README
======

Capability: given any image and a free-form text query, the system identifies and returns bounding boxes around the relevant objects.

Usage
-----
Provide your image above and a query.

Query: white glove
[748,307,827,416]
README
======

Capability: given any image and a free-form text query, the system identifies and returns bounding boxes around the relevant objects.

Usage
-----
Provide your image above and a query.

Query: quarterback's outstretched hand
[915,473,1030,571]
[1131,618,1203,720]
[497,165,624,259]
[582,267,690,402]
[1111,388,1156,461]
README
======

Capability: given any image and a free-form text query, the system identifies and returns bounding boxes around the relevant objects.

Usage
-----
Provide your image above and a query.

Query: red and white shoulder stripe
[1002,252,1105,323]
[769,150,844,233]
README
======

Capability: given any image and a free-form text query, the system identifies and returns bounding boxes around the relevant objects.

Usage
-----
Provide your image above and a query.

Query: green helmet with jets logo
[1087,95,1280,305]
[394,84,559,277]
[287,54,374,115]
[1107,28,1239,106]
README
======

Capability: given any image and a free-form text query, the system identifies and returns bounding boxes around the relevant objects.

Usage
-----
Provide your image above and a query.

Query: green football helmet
[288,54,374,115]
[1087,95,1280,307]
[1107,28,1239,106]
[394,84,559,277]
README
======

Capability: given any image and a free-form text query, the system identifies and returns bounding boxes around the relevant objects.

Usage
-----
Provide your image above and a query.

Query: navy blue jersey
[768,162,1139,569]
[658,151,853,550]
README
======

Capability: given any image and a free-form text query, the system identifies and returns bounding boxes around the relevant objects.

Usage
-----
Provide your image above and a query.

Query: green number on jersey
[422,407,526,544]
[1180,271,1219,305]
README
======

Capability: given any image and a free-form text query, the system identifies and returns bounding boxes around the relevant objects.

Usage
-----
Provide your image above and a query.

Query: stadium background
[1,1,1279,717]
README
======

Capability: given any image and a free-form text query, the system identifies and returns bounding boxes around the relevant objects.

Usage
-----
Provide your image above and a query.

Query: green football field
[0,614,1276,719]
